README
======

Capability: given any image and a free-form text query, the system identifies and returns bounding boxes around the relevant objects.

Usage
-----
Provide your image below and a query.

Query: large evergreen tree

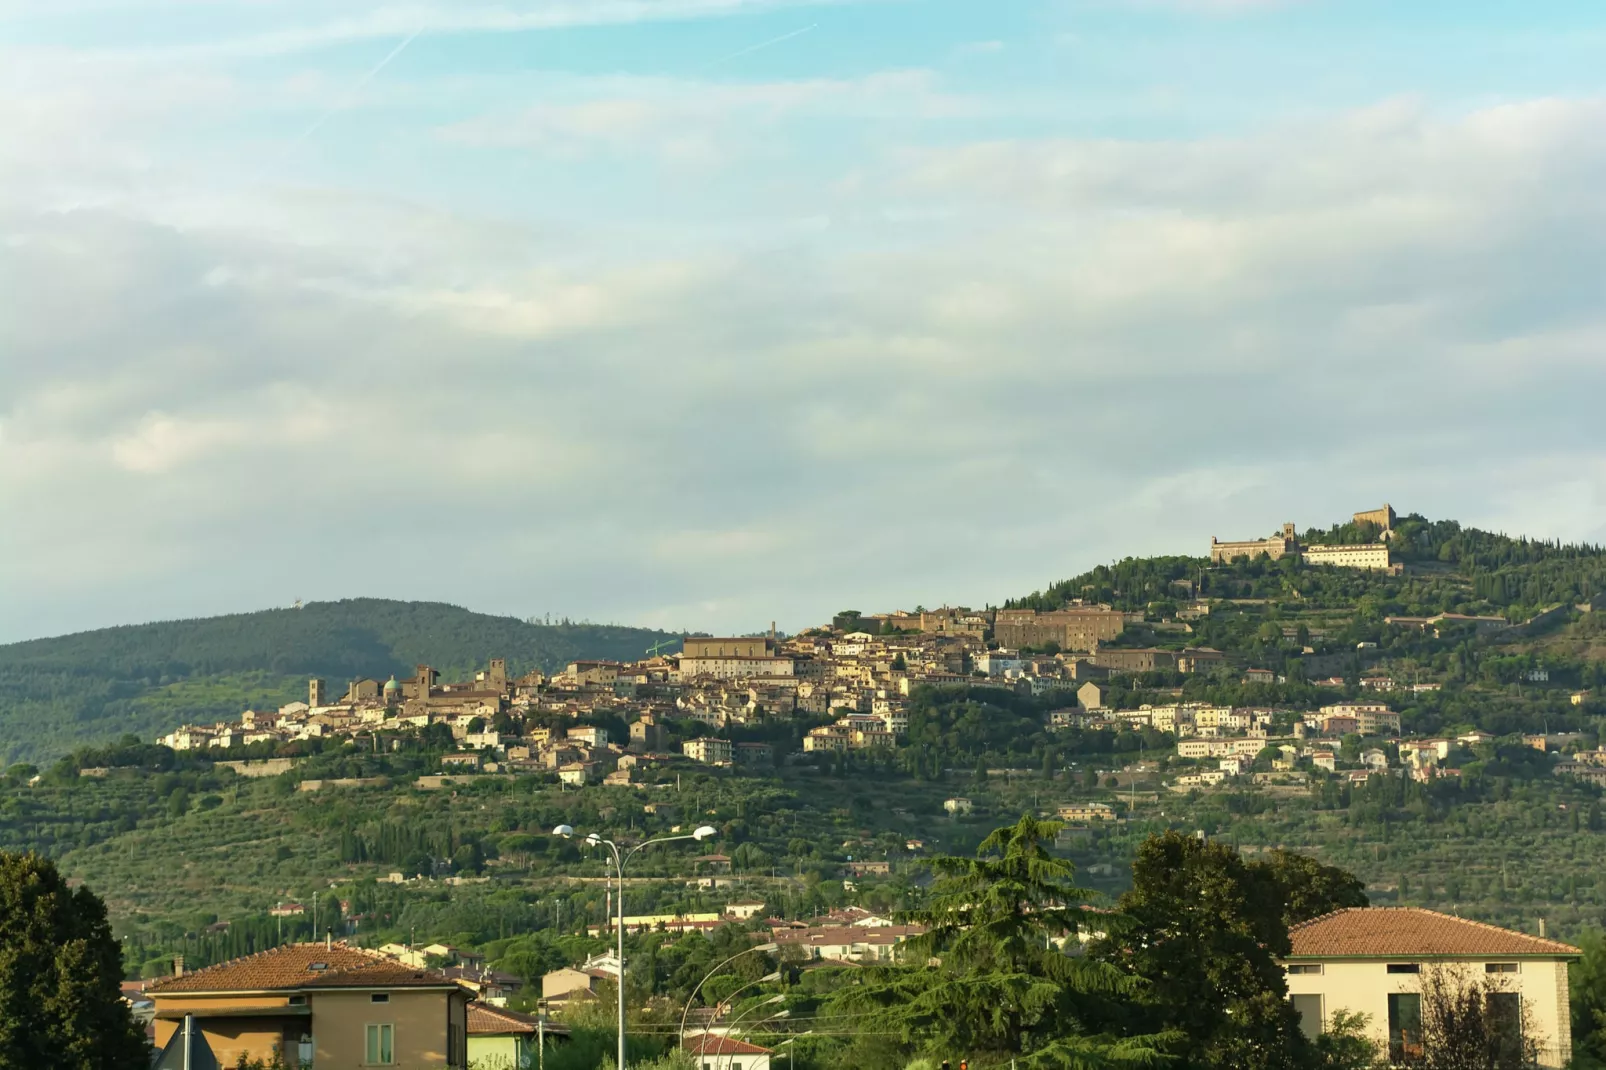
[1089,832,1364,1070]
[831,815,1168,1069]
[0,852,149,1069]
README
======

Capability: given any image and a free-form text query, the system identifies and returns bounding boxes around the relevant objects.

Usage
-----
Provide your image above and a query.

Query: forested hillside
[1011,514,1606,619]
[0,599,676,763]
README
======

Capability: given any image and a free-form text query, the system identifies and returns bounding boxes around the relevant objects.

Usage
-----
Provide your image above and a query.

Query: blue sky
[3,0,1606,642]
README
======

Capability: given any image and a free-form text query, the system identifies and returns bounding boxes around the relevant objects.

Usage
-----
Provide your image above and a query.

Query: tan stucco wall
[1284,958,1572,1068]
[312,988,467,1068]
[153,988,466,1069]
[152,1018,298,1064]
[151,993,305,1062]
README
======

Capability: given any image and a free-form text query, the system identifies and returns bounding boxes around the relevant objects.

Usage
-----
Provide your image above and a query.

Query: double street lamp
[552,823,718,1070]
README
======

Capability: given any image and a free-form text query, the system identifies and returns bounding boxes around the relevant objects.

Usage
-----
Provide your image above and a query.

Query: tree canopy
[0,852,148,1069]
[831,815,1169,1069]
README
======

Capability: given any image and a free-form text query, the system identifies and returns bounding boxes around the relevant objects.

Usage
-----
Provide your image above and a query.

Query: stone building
[993,607,1127,651]
[1210,523,1298,564]
[1352,503,1397,532]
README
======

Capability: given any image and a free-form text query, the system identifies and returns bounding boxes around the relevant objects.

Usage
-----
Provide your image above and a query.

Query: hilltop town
[148,504,1606,797]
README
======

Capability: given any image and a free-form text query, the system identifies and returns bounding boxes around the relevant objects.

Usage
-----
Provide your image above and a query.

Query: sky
[3,0,1606,644]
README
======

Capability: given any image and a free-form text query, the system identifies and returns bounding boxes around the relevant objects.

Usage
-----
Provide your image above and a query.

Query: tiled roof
[146,943,458,994]
[683,1034,773,1056]
[772,925,924,946]
[1287,909,1580,959]
[467,1003,545,1036]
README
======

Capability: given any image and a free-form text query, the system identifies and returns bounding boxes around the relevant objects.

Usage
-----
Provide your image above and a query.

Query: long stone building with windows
[1210,523,1299,564]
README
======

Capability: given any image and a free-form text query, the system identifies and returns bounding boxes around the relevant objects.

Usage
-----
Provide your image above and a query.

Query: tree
[830,815,1167,1069]
[1572,930,1606,1069]
[1089,832,1358,1070]
[0,852,150,1068]
[1252,849,1369,927]
[1415,963,1537,1069]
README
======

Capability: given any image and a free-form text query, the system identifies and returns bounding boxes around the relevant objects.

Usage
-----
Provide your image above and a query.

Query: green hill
[0,598,678,764]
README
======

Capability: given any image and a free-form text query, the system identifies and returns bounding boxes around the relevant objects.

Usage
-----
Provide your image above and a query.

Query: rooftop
[683,1034,774,1056]
[468,1003,560,1037]
[146,943,458,994]
[1287,908,1580,959]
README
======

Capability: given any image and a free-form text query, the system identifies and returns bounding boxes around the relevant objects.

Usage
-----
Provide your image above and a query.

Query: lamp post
[775,1032,812,1070]
[708,972,780,1026]
[679,942,780,1044]
[714,997,786,1070]
[553,823,717,1070]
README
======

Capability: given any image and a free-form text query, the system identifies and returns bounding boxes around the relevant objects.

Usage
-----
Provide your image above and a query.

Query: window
[1486,962,1519,974]
[1286,964,1323,975]
[1386,963,1421,974]
[1489,991,1523,1063]
[366,1023,394,1065]
[1388,993,1423,1063]
[371,993,389,1003]
[1291,994,1324,1040]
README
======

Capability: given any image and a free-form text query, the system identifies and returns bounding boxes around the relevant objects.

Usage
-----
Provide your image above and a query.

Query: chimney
[326,931,333,950]
[172,955,185,977]
[1539,919,1547,938]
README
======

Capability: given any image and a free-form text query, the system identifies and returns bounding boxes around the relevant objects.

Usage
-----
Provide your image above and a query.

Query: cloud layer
[4,3,1606,643]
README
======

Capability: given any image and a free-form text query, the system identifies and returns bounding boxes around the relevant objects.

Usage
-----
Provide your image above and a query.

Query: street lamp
[553,823,717,1070]
[775,1032,812,1070]
[714,997,786,1070]
[679,942,780,1044]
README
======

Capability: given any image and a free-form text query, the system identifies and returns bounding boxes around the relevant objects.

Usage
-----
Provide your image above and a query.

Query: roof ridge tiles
[1287,906,1580,957]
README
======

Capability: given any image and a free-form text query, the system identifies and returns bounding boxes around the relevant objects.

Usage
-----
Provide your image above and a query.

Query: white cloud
[4,94,1606,642]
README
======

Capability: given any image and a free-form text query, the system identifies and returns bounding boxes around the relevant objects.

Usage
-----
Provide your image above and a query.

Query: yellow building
[1282,908,1579,1068]
[146,942,469,1068]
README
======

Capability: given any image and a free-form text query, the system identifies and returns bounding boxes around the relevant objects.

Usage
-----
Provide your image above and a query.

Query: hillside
[1010,513,1606,715]
[0,599,677,764]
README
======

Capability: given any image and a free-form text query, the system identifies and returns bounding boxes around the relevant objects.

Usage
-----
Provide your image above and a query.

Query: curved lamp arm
[679,942,779,1043]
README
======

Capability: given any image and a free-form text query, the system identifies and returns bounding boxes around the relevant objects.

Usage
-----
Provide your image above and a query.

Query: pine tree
[0,852,150,1069]
[830,815,1167,1069]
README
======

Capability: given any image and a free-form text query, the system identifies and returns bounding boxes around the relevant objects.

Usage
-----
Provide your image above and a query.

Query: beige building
[1302,543,1392,570]
[1353,503,1397,532]
[1211,523,1298,563]
[1283,908,1579,1068]
[677,655,795,681]
[1091,648,1178,673]
[146,943,468,1068]
[993,607,1128,652]
[683,737,734,765]
[682,637,774,658]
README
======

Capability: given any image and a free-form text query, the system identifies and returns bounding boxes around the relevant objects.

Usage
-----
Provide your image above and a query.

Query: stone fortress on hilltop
[1210,504,1398,571]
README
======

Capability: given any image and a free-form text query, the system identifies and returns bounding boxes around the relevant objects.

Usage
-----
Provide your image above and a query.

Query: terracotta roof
[146,943,459,994]
[1287,909,1580,959]
[683,1034,773,1056]
[772,925,924,946]
[467,1003,551,1036]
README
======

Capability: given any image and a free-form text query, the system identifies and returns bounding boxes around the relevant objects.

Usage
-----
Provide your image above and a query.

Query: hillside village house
[145,943,469,1068]
[467,1003,559,1068]
[1281,908,1580,1068]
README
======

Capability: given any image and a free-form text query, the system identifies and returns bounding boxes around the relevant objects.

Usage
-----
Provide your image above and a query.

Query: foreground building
[1281,908,1579,1068]
[146,943,469,1068]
